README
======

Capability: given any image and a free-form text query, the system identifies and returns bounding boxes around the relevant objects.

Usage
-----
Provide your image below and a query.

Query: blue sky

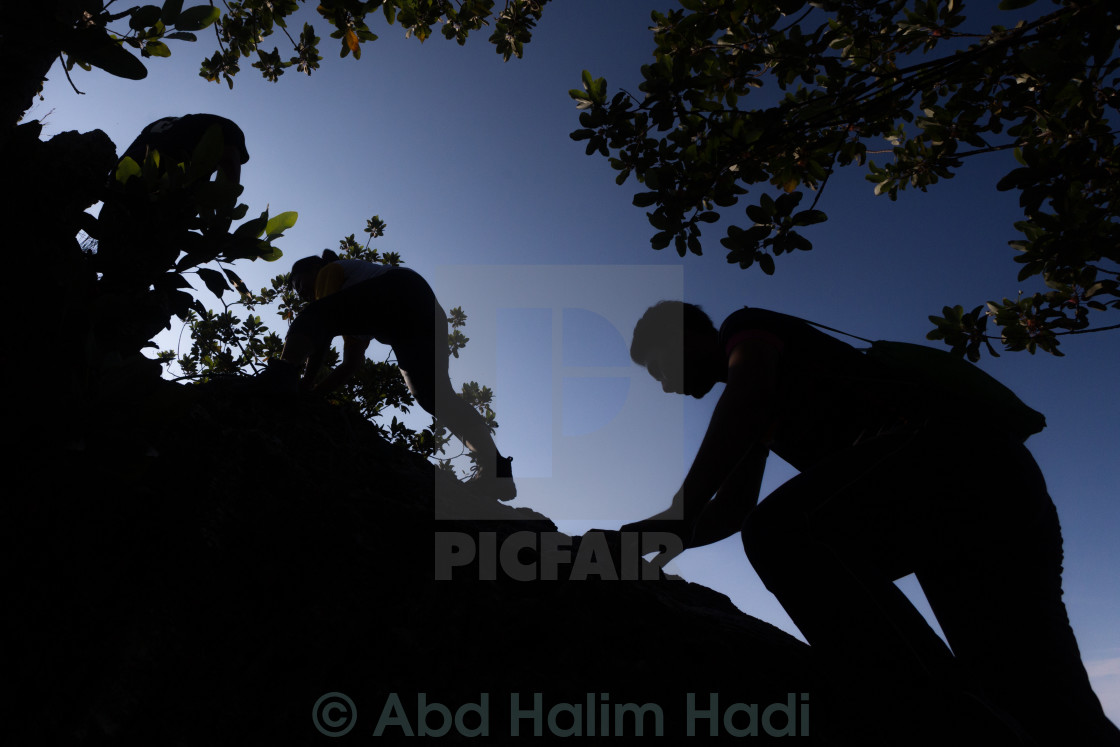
[37,0,1119,724]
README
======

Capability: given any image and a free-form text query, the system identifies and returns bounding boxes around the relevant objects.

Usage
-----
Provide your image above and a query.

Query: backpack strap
[798,317,874,345]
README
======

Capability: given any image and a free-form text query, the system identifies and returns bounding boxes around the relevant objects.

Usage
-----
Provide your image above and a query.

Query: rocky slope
[11,380,814,744]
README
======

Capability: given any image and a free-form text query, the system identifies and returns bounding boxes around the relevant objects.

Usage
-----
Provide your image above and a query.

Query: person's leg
[742,429,958,681]
[387,270,515,498]
[740,427,1029,741]
[256,286,354,391]
[280,276,392,379]
[278,328,315,369]
[398,347,496,458]
[915,442,1120,745]
[276,297,337,378]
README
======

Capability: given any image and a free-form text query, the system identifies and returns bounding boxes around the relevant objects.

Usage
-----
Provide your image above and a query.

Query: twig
[59,54,85,95]
[1055,321,1120,336]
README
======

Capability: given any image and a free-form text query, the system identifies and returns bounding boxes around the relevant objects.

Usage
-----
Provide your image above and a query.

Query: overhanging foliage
[570,0,1120,357]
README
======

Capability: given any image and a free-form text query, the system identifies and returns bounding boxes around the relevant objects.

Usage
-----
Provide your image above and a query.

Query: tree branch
[59,53,86,95]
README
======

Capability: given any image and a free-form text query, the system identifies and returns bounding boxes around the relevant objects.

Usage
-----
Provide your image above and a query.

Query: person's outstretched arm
[623,337,780,544]
[686,444,768,548]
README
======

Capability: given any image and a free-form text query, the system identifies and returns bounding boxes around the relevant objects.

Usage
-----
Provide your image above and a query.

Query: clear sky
[37,0,1119,724]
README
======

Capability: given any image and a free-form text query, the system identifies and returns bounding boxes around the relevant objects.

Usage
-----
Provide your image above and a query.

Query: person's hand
[620,517,692,539]
[577,527,686,577]
[578,528,624,554]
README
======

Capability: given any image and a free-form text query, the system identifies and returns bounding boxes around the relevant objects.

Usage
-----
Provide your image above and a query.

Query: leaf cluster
[569,0,1120,355]
[200,0,551,86]
[45,1,550,92]
[61,0,222,81]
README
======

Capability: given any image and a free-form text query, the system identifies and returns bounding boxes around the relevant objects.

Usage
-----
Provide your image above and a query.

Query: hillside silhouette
[12,378,817,743]
[4,121,816,743]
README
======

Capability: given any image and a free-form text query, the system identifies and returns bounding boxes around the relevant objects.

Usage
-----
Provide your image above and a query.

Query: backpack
[803,320,1046,442]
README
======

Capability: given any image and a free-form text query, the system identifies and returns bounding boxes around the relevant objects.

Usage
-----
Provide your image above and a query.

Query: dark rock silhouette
[12,381,814,744]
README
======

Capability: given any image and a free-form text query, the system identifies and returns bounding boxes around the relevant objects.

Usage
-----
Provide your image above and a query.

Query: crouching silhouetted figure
[622,300,1119,745]
[119,114,248,185]
[262,250,515,501]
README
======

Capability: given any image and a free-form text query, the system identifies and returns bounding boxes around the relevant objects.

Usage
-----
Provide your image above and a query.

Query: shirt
[313,260,392,299]
[313,260,394,346]
[717,307,917,471]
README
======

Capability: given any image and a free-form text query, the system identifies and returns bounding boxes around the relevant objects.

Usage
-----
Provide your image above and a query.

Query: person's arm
[622,337,781,542]
[313,335,370,394]
[299,336,330,392]
[686,443,768,548]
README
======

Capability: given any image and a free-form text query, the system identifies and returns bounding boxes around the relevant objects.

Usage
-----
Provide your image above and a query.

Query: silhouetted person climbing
[261,250,516,500]
[95,114,249,282]
[119,113,248,184]
[620,300,1119,745]
[91,114,251,360]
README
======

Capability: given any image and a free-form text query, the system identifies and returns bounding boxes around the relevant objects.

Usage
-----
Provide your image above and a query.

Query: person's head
[631,301,723,398]
[289,249,340,301]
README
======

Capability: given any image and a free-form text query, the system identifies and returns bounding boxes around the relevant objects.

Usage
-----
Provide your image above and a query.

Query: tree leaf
[746,204,770,224]
[223,267,249,296]
[174,5,220,31]
[651,231,672,250]
[71,31,148,80]
[197,267,231,299]
[144,40,172,58]
[791,209,827,227]
[130,5,163,31]
[256,242,284,261]
[115,156,142,184]
[235,210,269,238]
[264,211,298,238]
[162,0,184,26]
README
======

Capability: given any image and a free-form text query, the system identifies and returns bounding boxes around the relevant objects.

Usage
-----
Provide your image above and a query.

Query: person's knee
[741,506,777,565]
[741,502,809,581]
[414,387,437,415]
[398,366,440,416]
[438,388,478,426]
